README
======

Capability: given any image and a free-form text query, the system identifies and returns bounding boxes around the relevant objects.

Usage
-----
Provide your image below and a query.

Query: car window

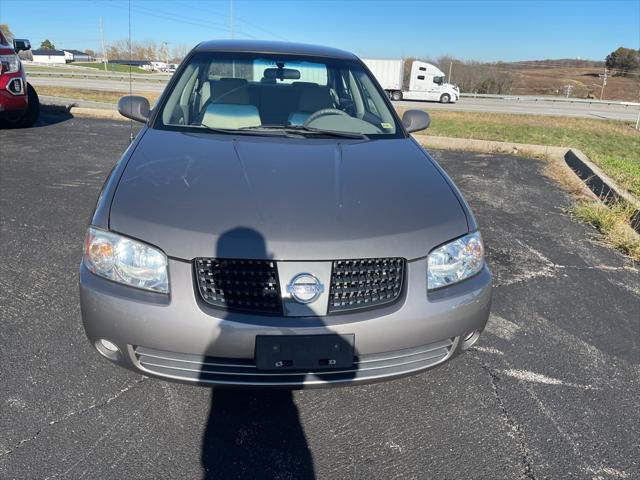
[158,52,401,138]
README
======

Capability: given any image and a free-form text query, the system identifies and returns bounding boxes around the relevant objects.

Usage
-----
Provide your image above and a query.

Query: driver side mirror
[402,109,430,133]
[118,95,150,123]
[13,39,31,52]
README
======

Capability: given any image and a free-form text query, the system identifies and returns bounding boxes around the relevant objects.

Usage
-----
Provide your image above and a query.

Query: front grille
[328,258,405,314]
[195,258,282,314]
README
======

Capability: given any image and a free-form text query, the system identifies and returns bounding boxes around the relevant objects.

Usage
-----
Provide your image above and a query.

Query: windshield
[156,52,402,138]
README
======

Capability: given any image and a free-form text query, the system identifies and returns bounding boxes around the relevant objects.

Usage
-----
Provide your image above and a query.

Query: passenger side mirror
[118,95,150,123]
[13,39,31,52]
[402,109,430,133]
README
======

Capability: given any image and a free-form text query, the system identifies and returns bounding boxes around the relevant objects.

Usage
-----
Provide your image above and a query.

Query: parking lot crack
[479,362,537,480]
[0,377,147,459]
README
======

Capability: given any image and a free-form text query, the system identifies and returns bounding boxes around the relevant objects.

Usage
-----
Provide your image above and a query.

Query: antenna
[128,0,134,143]
[229,0,234,39]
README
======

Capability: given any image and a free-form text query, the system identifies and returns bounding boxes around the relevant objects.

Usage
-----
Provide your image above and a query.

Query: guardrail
[460,92,640,107]
[26,71,170,82]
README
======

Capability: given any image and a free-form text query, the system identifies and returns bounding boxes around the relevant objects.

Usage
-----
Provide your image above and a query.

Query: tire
[0,83,40,129]
[19,83,40,128]
[439,93,451,104]
[391,90,402,101]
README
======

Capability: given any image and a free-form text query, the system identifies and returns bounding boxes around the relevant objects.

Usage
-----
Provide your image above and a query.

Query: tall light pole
[99,16,107,71]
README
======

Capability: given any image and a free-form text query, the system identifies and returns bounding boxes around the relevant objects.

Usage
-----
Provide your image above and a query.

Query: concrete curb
[414,134,640,232]
[40,97,125,122]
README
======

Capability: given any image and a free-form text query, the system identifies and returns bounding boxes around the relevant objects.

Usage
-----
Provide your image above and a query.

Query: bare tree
[0,23,14,42]
[170,44,191,63]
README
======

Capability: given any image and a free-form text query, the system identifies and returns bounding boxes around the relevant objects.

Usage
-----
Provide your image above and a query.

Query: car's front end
[0,34,27,121]
[0,34,38,128]
[80,40,491,388]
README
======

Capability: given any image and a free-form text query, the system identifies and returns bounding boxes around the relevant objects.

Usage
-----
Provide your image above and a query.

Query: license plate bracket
[255,334,355,371]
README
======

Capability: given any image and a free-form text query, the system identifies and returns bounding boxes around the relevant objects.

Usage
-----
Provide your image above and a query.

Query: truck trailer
[362,58,459,103]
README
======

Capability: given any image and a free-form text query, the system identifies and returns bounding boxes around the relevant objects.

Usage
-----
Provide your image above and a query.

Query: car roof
[194,40,358,61]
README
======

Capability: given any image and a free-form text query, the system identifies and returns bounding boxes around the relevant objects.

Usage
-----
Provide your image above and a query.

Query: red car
[0,31,39,128]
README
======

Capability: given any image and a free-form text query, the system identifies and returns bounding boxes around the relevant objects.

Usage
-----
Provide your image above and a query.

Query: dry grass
[509,67,640,102]
[574,201,640,261]
[36,86,160,105]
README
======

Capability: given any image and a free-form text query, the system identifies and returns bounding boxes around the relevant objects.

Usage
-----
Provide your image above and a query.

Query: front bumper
[80,258,492,388]
[0,88,27,117]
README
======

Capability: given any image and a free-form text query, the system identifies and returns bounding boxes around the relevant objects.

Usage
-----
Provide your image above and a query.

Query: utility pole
[448,61,453,83]
[599,66,608,100]
[99,16,107,71]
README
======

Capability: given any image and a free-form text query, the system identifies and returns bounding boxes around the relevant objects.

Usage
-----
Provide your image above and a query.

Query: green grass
[415,111,640,198]
[72,62,152,74]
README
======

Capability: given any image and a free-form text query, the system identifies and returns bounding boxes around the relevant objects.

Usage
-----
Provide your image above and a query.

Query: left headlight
[83,227,169,293]
[427,232,484,290]
[0,54,20,74]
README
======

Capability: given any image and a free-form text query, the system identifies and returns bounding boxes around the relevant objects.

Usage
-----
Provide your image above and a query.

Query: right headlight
[427,232,484,290]
[83,227,169,293]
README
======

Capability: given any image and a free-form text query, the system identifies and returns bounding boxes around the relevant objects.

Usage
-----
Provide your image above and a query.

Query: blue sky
[1,0,638,61]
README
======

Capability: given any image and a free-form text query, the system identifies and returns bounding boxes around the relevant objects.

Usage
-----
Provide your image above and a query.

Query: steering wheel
[303,108,349,127]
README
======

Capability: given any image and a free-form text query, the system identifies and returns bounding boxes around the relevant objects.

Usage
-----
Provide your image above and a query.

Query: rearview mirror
[118,95,150,123]
[402,109,430,133]
[263,68,301,81]
[13,39,31,52]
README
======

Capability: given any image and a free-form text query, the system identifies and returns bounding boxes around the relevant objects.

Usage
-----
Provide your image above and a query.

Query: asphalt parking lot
[1,113,638,479]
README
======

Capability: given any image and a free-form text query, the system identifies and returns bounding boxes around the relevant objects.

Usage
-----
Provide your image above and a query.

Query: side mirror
[13,39,31,52]
[402,109,430,133]
[118,95,150,123]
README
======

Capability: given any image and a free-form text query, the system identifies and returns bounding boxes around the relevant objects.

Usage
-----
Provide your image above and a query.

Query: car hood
[109,128,469,261]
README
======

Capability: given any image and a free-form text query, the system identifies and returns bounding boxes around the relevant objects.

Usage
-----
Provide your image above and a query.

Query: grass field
[36,86,159,105]
[423,111,640,198]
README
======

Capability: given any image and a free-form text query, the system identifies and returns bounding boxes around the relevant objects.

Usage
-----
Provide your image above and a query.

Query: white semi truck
[362,59,459,103]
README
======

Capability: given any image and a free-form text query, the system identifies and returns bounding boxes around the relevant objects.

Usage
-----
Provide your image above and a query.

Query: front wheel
[19,83,40,128]
[0,83,40,129]
[391,90,402,101]
[439,93,451,104]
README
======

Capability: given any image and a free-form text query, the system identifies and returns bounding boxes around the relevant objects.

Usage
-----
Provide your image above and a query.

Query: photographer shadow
[201,227,356,479]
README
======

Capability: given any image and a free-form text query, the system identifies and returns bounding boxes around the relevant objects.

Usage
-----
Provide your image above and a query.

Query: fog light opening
[461,330,481,351]
[95,339,121,360]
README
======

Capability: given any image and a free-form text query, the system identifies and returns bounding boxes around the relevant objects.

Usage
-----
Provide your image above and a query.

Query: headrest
[211,78,250,104]
[296,85,333,112]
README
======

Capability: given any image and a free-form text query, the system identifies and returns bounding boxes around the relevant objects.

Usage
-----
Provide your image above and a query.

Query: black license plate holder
[255,334,355,371]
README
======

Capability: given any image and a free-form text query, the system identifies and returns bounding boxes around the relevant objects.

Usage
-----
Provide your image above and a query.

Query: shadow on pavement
[34,110,75,127]
[200,228,323,479]
[201,389,315,479]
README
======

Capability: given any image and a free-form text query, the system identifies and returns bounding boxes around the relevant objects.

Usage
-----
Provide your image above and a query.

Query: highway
[28,74,640,122]
[395,97,640,122]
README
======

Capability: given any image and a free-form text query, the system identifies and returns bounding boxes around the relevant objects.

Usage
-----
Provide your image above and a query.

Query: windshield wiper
[240,124,369,140]
[193,123,298,137]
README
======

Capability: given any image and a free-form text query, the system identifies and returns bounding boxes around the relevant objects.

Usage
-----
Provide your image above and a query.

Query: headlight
[0,54,20,74]
[83,227,169,293]
[428,232,484,290]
